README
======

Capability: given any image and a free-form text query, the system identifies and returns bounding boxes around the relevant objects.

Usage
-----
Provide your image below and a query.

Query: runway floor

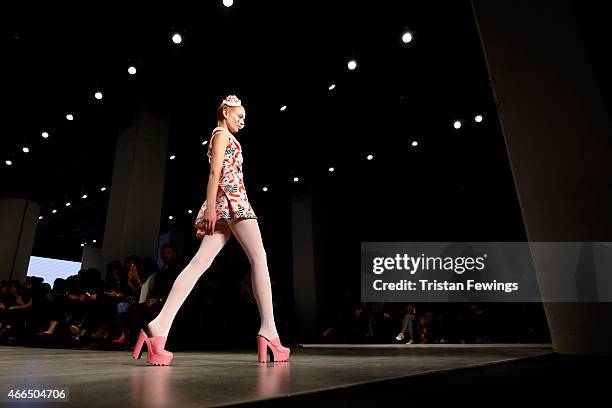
[0,344,553,407]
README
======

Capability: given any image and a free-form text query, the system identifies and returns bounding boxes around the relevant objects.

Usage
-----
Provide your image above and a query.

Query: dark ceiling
[5,1,607,261]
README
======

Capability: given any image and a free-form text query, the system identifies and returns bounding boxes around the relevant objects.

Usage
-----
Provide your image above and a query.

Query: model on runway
[131,95,290,366]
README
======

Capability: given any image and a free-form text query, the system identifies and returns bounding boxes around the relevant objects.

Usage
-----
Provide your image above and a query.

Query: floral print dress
[194,127,257,237]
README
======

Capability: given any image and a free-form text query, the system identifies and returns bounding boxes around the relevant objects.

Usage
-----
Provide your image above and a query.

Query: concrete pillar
[0,198,41,283]
[93,98,168,270]
[472,0,612,355]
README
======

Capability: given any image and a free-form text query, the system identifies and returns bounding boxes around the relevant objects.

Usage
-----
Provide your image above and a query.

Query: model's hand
[203,207,217,236]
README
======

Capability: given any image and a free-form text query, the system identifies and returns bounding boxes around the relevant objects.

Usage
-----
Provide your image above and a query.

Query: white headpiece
[222,95,242,107]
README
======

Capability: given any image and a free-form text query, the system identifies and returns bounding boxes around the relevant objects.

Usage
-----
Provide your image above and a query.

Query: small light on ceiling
[347,60,357,70]
[128,66,137,75]
[402,31,413,44]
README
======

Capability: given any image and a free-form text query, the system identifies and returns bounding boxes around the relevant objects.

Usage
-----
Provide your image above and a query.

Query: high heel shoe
[132,327,174,366]
[257,334,290,363]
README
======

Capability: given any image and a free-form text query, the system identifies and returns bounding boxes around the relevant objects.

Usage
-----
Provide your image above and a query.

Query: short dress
[194,127,258,236]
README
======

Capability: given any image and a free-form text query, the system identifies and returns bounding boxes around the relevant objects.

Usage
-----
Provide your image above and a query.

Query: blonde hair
[216,102,244,122]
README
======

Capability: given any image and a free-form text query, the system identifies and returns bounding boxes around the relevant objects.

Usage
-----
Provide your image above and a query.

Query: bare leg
[148,222,232,337]
[41,320,58,335]
[229,218,279,340]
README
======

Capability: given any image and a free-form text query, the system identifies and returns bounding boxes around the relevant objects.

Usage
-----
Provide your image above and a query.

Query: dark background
[2,1,610,345]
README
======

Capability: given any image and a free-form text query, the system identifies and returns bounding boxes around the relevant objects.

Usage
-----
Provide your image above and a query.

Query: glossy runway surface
[0,344,552,407]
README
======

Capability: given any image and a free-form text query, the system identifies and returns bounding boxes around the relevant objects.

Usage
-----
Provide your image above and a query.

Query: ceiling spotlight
[41,132,49,138]
[347,60,357,70]
[52,209,57,214]
[100,187,107,192]
[329,84,336,91]
[38,216,44,220]
[169,216,174,220]
[453,120,462,129]
[22,147,29,153]
[82,194,87,199]
[329,167,335,172]
[5,160,12,166]
[202,140,208,145]
[223,0,234,7]
[169,155,176,160]
[402,31,413,44]
[94,91,103,100]
[187,210,193,214]
[128,66,137,75]
[66,114,74,121]
[412,141,418,147]
[81,243,85,247]
[475,115,483,123]
[172,33,182,44]
[93,239,97,243]
[262,187,268,192]
[293,177,299,182]
[367,154,374,160]
[65,202,71,207]
[280,105,287,111]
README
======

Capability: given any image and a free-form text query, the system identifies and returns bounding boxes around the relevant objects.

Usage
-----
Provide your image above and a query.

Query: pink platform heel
[132,328,174,366]
[257,334,291,363]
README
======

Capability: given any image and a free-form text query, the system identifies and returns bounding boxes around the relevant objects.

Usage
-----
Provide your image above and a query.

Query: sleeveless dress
[194,127,257,237]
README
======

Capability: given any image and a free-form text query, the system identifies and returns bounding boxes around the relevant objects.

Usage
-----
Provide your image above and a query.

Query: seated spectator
[38,278,68,336]
[89,260,128,342]
[111,255,143,345]
[395,304,417,344]
[125,245,180,347]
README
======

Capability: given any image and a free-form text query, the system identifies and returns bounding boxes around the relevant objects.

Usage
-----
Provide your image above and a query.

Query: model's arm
[205,131,230,208]
[201,130,230,234]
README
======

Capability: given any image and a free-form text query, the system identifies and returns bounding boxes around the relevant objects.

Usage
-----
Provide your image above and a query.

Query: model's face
[225,106,246,132]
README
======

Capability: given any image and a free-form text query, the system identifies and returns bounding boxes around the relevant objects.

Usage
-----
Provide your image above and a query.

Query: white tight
[148,218,278,339]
